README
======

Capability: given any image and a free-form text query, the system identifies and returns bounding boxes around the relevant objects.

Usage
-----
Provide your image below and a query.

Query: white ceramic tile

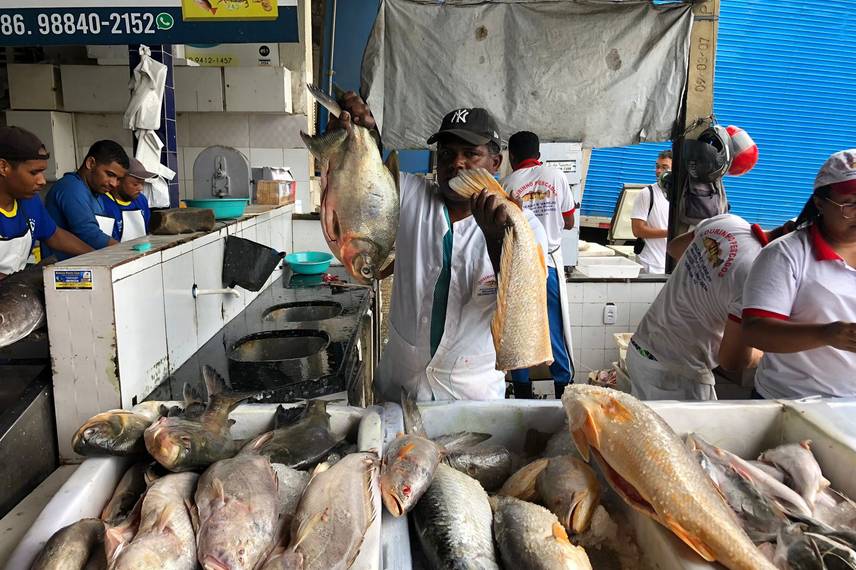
[579,349,606,371]
[249,147,284,168]
[112,250,163,281]
[193,238,226,345]
[579,328,604,350]
[583,282,608,303]
[162,251,198,372]
[614,302,631,326]
[571,326,583,345]
[249,113,306,148]
[176,113,190,146]
[282,148,311,180]
[566,284,583,303]
[180,180,193,201]
[629,282,650,303]
[182,147,206,181]
[566,302,583,327]
[629,302,649,328]
[176,148,185,181]
[606,282,631,303]
[188,113,250,148]
[604,326,630,349]
[581,303,604,327]
[161,239,194,262]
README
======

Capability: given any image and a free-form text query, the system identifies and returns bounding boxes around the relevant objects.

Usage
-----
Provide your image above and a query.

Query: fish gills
[448,168,551,370]
[413,463,499,570]
[286,452,378,570]
[31,518,104,570]
[491,496,592,570]
[109,472,198,570]
[381,434,442,517]
[498,458,549,502]
[562,385,776,570]
[196,454,281,570]
[536,455,601,534]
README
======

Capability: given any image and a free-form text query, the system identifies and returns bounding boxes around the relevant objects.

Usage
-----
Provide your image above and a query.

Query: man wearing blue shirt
[99,158,153,242]
[0,127,92,278]
[45,140,129,259]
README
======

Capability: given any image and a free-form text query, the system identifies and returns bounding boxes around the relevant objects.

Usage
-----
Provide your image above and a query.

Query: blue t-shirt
[98,192,151,241]
[45,172,111,259]
[0,196,57,249]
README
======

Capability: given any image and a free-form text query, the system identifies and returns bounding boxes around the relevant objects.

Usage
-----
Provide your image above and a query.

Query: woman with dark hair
[741,149,856,398]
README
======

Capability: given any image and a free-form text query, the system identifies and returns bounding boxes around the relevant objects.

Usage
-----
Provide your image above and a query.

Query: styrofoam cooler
[7,404,385,570]
[381,399,856,570]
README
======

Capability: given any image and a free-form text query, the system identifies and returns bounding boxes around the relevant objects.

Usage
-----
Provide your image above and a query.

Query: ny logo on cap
[451,109,469,124]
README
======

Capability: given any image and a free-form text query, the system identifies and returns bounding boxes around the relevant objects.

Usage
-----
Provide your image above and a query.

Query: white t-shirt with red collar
[742,225,856,398]
[501,160,574,267]
[634,214,767,372]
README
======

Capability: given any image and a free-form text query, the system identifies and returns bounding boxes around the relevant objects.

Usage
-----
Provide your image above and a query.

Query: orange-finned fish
[562,385,776,570]
[448,168,552,371]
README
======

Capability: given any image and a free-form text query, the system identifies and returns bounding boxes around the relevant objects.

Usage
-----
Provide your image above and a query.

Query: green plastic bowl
[184,198,249,220]
[285,251,334,275]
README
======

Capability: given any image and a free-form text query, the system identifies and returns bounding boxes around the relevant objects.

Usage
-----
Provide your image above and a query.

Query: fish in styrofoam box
[7,403,385,570]
[381,398,856,570]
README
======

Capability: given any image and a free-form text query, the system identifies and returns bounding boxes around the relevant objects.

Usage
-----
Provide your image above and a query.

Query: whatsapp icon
[156,12,174,30]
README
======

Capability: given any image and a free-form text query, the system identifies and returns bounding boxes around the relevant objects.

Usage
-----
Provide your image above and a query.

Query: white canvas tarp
[361,0,693,149]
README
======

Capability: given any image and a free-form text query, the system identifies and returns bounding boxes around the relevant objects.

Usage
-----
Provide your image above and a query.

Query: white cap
[814,149,856,190]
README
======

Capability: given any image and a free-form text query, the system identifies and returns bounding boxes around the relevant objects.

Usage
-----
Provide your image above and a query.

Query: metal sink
[262,301,342,323]
[230,330,330,362]
[228,330,332,391]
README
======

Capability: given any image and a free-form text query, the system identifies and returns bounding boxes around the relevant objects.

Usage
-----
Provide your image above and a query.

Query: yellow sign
[181,0,277,21]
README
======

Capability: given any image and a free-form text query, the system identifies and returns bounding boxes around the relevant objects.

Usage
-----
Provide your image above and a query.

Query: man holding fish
[324,91,550,402]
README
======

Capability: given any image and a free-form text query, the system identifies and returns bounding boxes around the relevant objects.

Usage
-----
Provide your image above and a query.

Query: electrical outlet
[603,302,617,325]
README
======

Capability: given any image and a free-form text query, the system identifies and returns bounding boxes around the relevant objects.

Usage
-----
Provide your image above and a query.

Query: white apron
[549,246,574,373]
[120,209,147,242]
[0,229,32,275]
[95,215,115,238]
[626,337,718,401]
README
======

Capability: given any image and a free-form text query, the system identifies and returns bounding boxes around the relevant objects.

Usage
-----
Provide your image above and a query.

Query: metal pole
[327,0,337,95]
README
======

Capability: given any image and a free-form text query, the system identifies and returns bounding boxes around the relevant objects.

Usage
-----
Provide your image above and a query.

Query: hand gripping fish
[301,84,399,284]
[448,168,552,371]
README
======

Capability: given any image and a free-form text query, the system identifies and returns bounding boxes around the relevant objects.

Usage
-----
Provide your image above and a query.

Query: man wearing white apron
[501,131,577,399]
[0,127,92,278]
[45,140,129,260]
[331,93,548,402]
[99,159,153,242]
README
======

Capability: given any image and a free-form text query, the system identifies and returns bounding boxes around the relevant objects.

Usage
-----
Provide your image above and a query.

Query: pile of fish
[561,385,856,570]
[34,365,378,570]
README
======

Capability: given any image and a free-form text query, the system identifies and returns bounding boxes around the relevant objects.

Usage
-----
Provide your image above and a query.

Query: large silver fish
[195,454,281,570]
[490,495,592,570]
[412,463,499,570]
[536,455,601,535]
[109,472,198,570]
[301,83,399,284]
[0,268,44,348]
[758,440,830,509]
[144,366,247,472]
[31,518,104,570]
[280,452,378,570]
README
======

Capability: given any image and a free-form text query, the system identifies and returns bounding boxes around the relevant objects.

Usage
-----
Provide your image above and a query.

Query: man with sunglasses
[328,92,548,402]
[742,149,856,398]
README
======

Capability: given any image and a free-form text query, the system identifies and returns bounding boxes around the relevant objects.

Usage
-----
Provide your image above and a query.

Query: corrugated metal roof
[583,0,856,226]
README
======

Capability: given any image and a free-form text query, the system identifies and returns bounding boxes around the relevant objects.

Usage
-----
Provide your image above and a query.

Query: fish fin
[385,150,400,196]
[155,504,175,534]
[570,490,594,534]
[800,440,813,451]
[204,392,251,425]
[273,404,296,430]
[661,514,717,562]
[306,83,342,118]
[183,382,203,406]
[319,182,338,245]
[243,430,275,454]
[310,461,331,479]
[201,365,227,399]
[601,397,633,423]
[552,521,572,545]
[291,510,325,551]
[104,527,127,564]
[570,410,600,461]
[212,478,226,505]
[331,83,347,102]
[186,499,200,534]
[144,463,160,486]
[400,389,425,434]
[434,432,492,453]
[300,129,348,161]
[397,441,416,459]
[447,168,505,200]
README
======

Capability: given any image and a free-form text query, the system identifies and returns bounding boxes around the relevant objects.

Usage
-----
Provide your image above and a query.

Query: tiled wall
[567,281,666,380]
[69,112,312,204]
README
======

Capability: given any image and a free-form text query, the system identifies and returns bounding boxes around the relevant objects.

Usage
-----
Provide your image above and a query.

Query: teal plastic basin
[184,198,249,220]
[285,251,334,275]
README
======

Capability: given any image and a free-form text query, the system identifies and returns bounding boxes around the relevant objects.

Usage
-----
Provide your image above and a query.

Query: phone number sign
[0,5,298,46]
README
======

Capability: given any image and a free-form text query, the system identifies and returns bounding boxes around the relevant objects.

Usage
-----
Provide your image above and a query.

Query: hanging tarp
[361,0,693,149]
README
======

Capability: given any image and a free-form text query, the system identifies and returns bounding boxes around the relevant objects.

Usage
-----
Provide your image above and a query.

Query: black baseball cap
[0,126,50,161]
[427,107,502,148]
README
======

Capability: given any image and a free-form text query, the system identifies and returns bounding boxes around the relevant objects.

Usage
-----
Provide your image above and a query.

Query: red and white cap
[814,149,856,194]
[726,125,758,176]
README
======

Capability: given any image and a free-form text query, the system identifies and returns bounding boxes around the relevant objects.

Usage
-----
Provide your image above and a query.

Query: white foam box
[382,399,856,570]
[224,67,293,113]
[576,256,642,278]
[7,403,384,570]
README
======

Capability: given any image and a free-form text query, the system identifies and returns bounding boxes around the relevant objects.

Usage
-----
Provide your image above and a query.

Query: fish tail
[306,83,343,118]
[183,382,203,407]
[448,168,506,200]
[201,365,227,399]
[401,390,425,434]
[300,129,348,160]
